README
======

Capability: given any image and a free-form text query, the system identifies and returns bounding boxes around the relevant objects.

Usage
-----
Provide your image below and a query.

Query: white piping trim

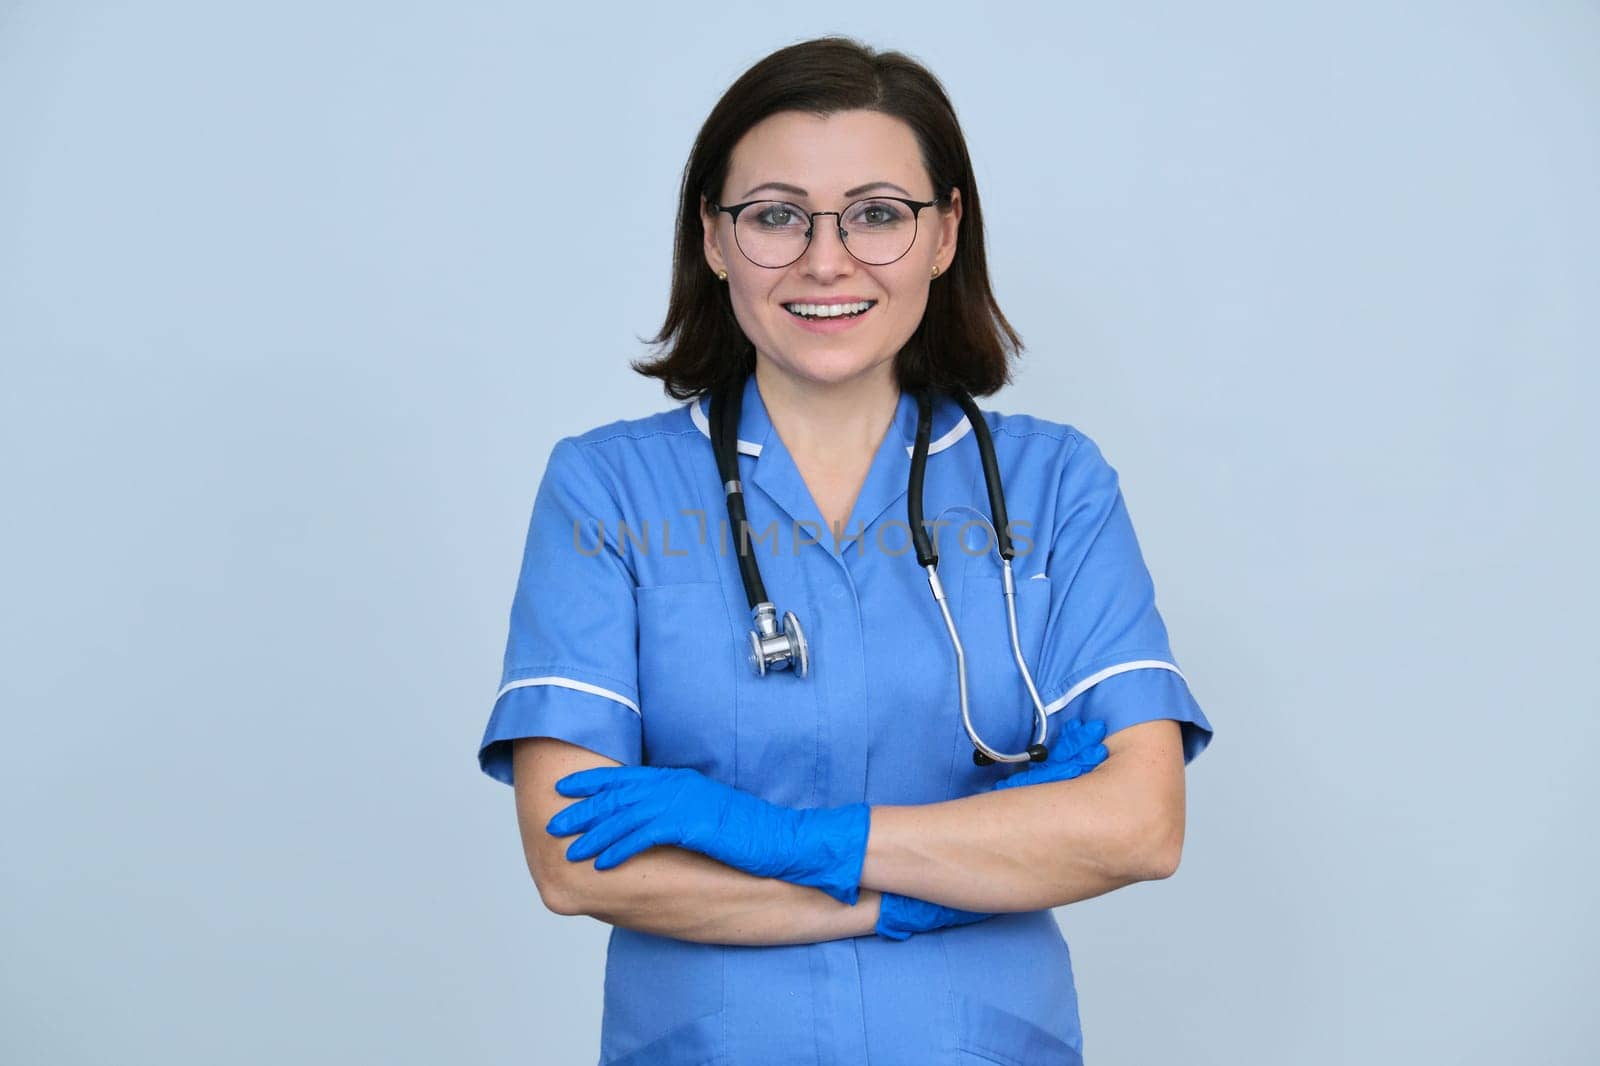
[911,414,972,457]
[690,397,762,456]
[495,675,641,717]
[1043,659,1187,716]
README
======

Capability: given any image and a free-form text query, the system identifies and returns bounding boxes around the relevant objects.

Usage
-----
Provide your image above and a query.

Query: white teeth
[784,300,875,318]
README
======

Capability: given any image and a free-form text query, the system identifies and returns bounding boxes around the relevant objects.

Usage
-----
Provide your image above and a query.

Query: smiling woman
[479,33,1214,1066]
[700,113,947,356]
[702,109,956,369]
[634,41,1019,405]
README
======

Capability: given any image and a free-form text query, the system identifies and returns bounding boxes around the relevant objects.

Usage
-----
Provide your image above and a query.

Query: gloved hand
[547,766,871,905]
[875,889,994,941]
[990,717,1109,792]
[873,717,1111,941]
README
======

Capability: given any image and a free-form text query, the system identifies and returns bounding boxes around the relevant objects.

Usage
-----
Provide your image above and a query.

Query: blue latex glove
[875,890,995,941]
[874,718,1111,941]
[547,766,871,905]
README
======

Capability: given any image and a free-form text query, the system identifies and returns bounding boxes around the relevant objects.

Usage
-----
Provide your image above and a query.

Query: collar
[689,372,973,553]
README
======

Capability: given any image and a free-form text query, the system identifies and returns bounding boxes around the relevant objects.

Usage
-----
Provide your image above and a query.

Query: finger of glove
[553,765,661,798]
[1057,718,1108,756]
[1041,734,1110,774]
[566,807,660,863]
[995,743,1109,789]
[1031,747,1108,782]
[1062,743,1111,773]
[546,790,629,838]
[593,822,671,871]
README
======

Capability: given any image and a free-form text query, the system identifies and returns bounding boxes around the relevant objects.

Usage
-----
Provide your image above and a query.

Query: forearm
[860,760,1170,912]
[553,844,882,946]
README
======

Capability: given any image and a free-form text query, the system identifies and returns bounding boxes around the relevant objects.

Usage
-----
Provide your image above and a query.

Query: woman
[477,36,1214,1066]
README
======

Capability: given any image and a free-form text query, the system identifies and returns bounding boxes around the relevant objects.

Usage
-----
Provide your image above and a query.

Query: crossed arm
[512,719,1186,947]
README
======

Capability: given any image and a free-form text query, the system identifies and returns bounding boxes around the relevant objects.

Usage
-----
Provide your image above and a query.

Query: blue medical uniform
[478,372,1214,1066]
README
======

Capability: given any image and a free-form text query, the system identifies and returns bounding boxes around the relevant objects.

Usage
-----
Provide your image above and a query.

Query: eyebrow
[738,180,916,200]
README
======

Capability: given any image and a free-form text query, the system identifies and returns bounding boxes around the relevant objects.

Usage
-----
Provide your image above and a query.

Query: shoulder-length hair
[631,35,1023,402]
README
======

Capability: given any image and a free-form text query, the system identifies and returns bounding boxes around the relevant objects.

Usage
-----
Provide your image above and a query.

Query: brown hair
[630,35,1023,402]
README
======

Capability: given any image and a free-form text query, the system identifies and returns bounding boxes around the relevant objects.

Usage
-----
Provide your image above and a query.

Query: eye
[845,199,907,227]
[753,202,805,228]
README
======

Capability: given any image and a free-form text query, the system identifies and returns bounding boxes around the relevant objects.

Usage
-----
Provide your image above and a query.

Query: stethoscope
[709,373,1051,766]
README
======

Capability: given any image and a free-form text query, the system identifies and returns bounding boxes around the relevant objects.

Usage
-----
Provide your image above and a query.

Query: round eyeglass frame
[707,194,946,269]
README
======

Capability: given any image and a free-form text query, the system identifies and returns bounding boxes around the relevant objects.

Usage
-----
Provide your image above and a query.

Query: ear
[701,195,729,277]
[933,187,962,274]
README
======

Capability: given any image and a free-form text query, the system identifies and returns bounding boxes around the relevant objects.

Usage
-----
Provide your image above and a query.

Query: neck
[754,360,900,469]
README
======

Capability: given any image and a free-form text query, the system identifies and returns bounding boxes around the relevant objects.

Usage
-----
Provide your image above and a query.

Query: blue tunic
[478,372,1215,1065]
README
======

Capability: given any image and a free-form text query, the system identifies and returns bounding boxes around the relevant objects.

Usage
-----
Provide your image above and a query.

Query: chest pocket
[950,572,1054,790]
[635,580,822,802]
[635,582,738,778]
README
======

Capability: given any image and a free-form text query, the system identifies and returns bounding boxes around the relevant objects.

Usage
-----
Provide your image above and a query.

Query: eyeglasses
[707,195,945,269]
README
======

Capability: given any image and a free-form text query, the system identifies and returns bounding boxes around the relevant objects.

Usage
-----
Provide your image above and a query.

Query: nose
[799,212,855,278]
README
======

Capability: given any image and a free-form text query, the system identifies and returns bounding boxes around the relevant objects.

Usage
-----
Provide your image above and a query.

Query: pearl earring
[717,269,728,281]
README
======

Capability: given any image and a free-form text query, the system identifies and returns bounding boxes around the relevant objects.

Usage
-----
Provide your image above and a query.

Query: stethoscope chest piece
[748,601,809,678]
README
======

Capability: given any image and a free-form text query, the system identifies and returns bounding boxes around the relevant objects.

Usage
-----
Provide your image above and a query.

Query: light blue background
[3,2,1596,1063]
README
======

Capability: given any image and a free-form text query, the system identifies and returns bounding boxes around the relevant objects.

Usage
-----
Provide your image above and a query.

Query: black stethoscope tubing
[710,373,1050,766]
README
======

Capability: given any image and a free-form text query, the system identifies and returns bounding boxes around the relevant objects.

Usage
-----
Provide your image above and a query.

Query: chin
[778,352,892,384]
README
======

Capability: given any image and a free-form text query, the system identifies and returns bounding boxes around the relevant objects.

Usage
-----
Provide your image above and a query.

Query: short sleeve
[1033,431,1215,765]
[476,438,643,786]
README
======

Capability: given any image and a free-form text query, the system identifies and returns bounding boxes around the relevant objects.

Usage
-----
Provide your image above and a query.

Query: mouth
[782,299,878,333]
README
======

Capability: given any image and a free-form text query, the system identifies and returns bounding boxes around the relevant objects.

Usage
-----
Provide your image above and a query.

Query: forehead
[725,109,928,200]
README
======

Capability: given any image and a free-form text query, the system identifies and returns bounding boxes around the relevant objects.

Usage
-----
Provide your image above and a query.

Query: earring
[931,265,940,278]
[717,269,728,281]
